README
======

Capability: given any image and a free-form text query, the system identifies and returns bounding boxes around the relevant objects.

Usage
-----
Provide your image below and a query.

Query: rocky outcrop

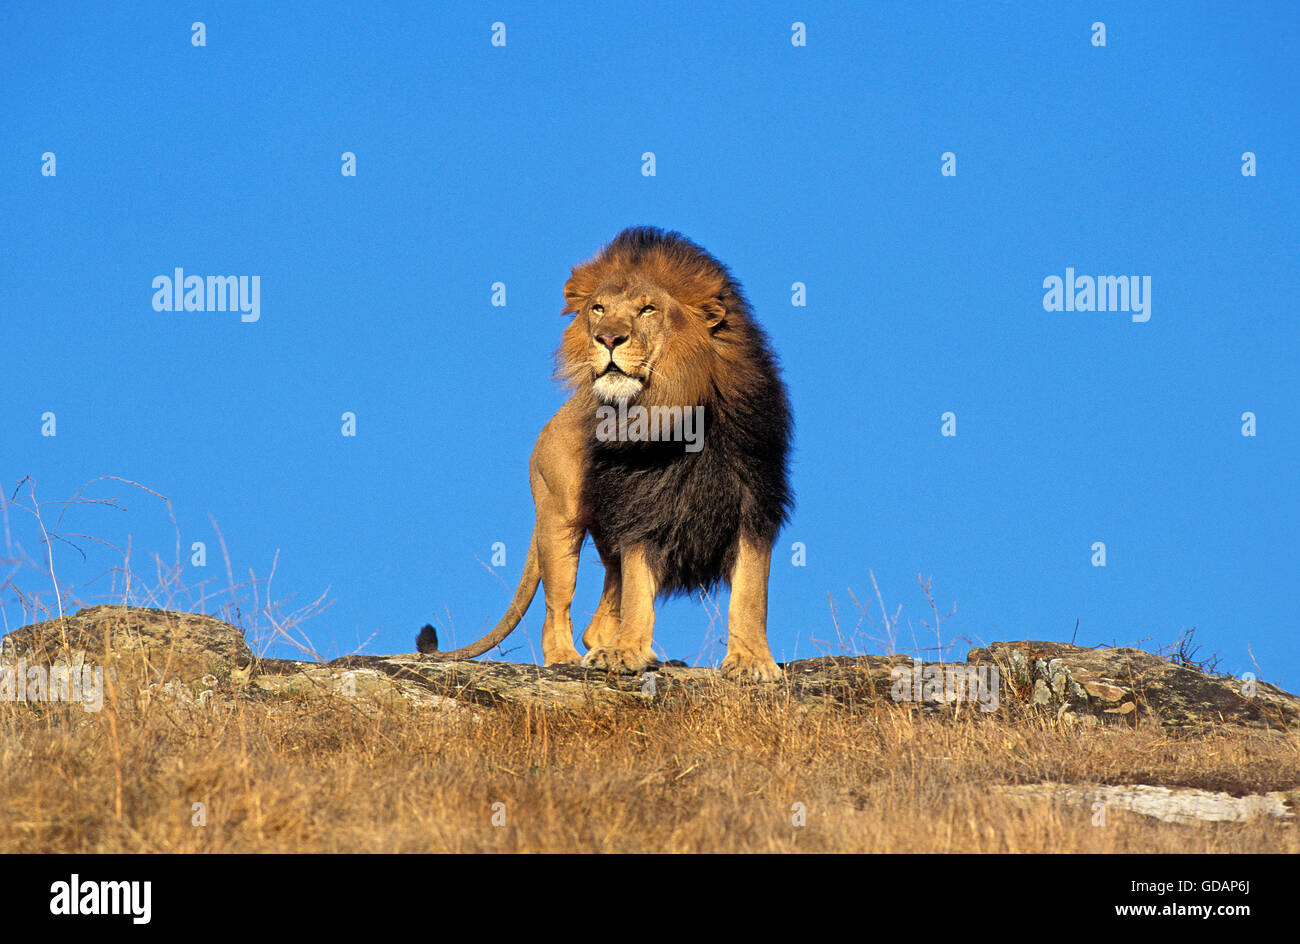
[2,607,1297,736]
[970,641,1298,733]
[1,605,252,705]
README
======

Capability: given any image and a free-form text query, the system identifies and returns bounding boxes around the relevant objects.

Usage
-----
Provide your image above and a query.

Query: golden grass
[2,682,1296,853]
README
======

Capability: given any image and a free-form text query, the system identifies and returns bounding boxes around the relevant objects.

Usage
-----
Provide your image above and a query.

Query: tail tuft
[416,624,438,653]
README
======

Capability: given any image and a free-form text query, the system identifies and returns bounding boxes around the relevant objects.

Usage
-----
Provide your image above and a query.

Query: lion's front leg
[721,534,782,682]
[582,545,656,673]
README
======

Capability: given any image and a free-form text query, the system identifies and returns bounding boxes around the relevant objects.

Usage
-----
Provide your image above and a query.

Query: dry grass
[2,683,1296,853]
[3,478,1296,853]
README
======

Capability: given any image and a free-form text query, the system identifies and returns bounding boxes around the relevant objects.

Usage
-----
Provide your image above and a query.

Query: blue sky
[2,2,1296,691]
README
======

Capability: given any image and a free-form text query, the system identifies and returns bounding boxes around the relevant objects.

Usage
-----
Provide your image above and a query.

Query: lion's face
[577,280,675,404]
[561,272,724,409]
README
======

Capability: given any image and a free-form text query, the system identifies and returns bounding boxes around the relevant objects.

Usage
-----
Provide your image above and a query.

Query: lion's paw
[582,647,653,674]
[544,649,583,666]
[720,653,783,683]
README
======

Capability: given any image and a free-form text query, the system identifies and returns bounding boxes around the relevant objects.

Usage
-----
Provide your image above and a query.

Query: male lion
[417,227,792,680]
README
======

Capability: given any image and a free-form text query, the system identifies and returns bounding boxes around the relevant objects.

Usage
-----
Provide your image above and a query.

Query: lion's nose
[596,334,628,350]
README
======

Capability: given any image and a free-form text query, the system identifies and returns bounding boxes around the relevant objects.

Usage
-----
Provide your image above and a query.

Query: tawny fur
[419,227,792,680]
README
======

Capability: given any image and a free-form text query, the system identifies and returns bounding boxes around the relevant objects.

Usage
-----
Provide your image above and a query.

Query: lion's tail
[416,531,541,661]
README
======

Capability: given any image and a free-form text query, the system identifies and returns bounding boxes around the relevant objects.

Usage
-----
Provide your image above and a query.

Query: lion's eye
[639,305,656,316]
[591,305,604,315]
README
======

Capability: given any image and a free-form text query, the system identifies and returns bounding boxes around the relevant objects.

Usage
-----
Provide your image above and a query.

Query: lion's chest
[583,440,742,595]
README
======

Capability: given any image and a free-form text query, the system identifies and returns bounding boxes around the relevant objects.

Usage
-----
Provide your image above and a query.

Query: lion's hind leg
[536,527,584,665]
[582,545,656,674]
[581,556,622,651]
[530,417,586,666]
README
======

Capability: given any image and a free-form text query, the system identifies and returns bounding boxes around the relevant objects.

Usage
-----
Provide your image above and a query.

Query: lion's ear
[702,298,726,328]
[562,277,588,315]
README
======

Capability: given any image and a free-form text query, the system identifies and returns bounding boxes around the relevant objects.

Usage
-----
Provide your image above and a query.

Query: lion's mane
[559,227,793,595]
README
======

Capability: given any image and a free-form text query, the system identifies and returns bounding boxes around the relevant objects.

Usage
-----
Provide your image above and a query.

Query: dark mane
[577,227,793,595]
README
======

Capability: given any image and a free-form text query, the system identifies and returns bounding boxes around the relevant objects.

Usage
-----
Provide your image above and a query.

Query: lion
[416,226,793,680]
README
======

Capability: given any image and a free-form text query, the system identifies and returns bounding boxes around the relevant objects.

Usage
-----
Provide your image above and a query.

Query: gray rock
[2,605,253,702]
[4,608,1298,734]
[968,641,1298,733]
[999,782,1298,825]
